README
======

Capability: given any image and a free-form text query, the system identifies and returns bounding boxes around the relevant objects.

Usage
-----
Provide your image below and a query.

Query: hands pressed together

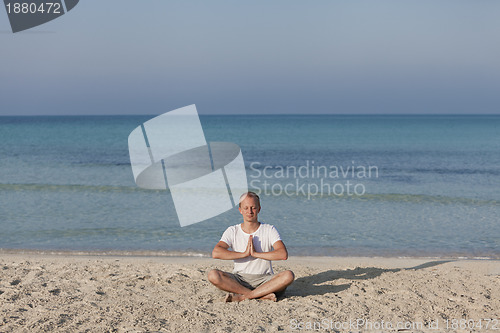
[212,234,287,261]
[243,235,259,259]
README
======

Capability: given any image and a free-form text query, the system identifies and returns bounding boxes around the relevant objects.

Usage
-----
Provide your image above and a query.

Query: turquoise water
[0,115,499,258]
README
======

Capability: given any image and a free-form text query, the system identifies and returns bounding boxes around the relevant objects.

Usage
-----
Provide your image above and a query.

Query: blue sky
[1,0,500,115]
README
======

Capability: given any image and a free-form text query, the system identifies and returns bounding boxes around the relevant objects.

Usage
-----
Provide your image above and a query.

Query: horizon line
[1,113,500,117]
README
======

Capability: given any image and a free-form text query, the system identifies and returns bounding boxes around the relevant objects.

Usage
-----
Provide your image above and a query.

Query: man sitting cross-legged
[207,191,294,302]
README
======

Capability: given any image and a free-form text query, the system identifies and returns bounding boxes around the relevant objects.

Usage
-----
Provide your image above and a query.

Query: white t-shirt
[220,223,282,275]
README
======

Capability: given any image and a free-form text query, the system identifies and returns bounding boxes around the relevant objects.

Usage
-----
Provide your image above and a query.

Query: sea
[1,115,499,259]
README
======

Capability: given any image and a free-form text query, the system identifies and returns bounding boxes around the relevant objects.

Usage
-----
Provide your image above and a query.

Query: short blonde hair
[239,191,260,207]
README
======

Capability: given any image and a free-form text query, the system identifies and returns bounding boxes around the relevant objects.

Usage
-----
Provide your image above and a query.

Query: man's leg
[207,269,252,296]
[241,270,294,301]
[208,269,294,302]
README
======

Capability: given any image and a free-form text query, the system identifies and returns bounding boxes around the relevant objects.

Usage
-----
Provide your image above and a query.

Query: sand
[0,253,499,332]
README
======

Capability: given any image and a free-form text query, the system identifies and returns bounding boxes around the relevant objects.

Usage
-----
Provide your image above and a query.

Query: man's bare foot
[225,292,276,302]
[258,293,277,302]
[225,293,246,302]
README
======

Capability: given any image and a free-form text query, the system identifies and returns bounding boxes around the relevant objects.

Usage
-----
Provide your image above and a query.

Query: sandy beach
[0,253,498,332]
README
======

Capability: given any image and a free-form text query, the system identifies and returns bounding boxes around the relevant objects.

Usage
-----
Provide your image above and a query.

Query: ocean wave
[0,248,211,258]
[2,182,499,206]
[256,190,500,206]
[0,183,163,193]
[248,164,500,177]
[352,193,500,206]
[399,167,500,176]
[0,248,497,260]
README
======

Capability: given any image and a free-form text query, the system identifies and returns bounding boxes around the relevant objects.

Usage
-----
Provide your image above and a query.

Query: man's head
[238,191,261,223]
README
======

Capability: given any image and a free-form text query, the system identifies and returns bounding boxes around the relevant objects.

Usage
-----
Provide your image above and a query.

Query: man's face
[239,197,261,222]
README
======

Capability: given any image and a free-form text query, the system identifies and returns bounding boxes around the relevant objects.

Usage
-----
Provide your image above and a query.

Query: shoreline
[1,248,498,261]
[1,252,499,273]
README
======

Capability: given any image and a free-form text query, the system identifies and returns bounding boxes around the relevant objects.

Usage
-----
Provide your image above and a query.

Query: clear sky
[1,0,500,115]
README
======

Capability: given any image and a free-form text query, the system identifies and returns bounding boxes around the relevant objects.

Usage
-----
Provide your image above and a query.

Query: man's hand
[212,236,288,261]
[244,235,253,258]
[212,238,251,260]
[249,235,255,257]
[211,236,255,260]
[250,240,288,261]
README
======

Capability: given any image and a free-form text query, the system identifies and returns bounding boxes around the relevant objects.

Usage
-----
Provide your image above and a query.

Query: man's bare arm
[211,237,251,260]
[250,240,288,261]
